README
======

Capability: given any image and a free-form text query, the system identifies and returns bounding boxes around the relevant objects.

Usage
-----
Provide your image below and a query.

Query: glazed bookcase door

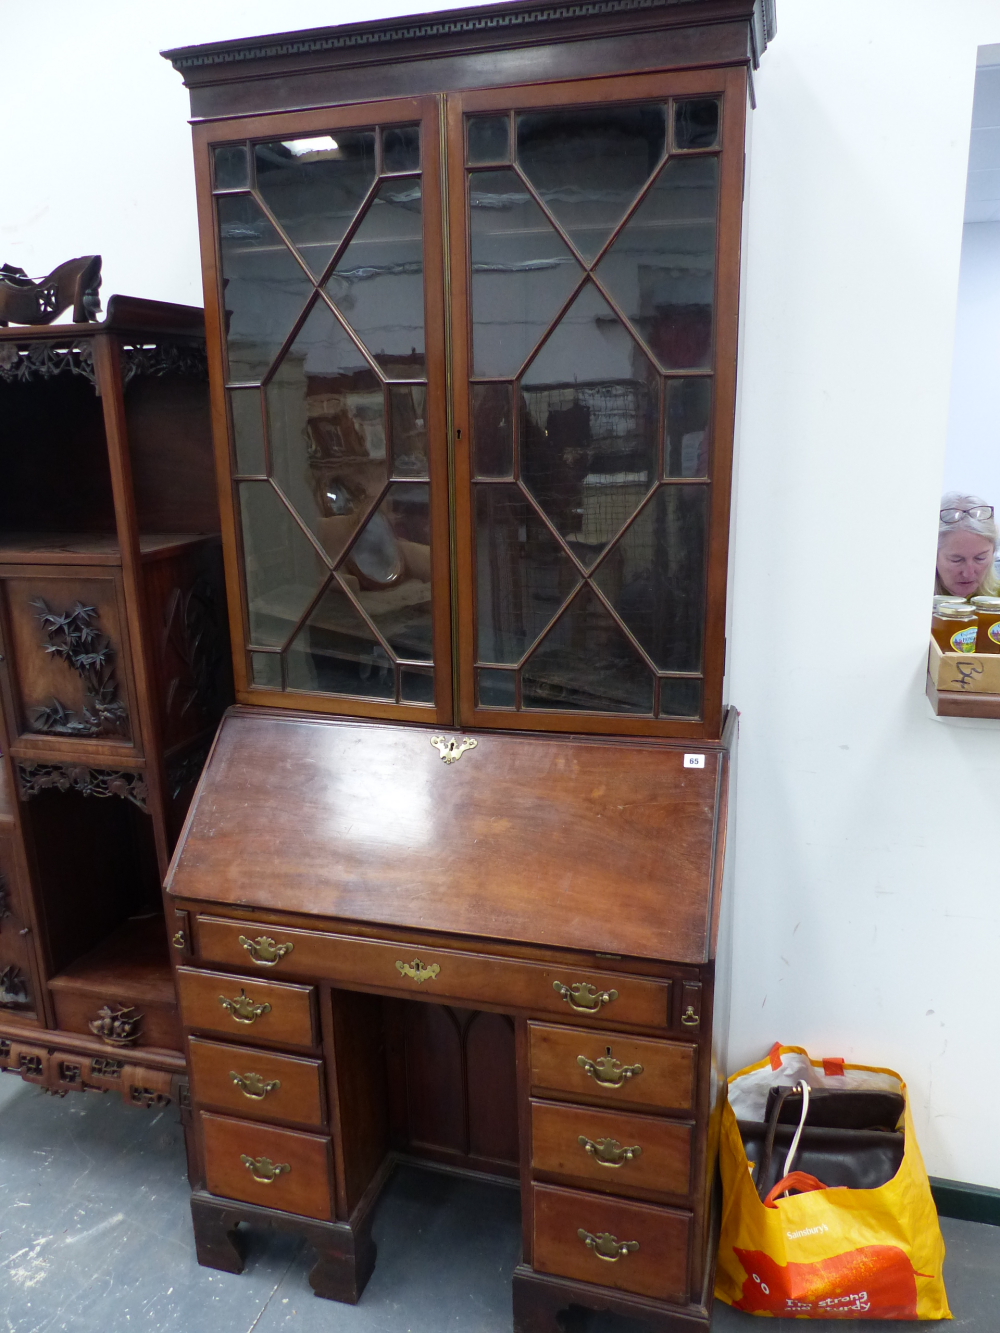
[448,69,746,739]
[195,98,453,722]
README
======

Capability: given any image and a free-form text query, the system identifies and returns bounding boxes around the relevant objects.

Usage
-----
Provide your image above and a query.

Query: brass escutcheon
[578,1135,642,1168]
[230,1071,281,1101]
[553,980,619,1013]
[240,1154,290,1184]
[396,958,440,984]
[681,1004,700,1027]
[171,930,186,950]
[430,735,478,764]
[577,1053,644,1088]
[577,1228,640,1262]
[239,935,294,966]
[220,988,271,1024]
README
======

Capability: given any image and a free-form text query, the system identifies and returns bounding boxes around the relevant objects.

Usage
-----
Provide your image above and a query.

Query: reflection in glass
[254,131,376,277]
[467,115,510,165]
[218,194,314,383]
[521,282,657,567]
[521,585,654,713]
[469,169,582,377]
[230,387,266,475]
[326,178,425,377]
[285,580,394,698]
[597,155,719,370]
[251,651,282,688]
[390,385,429,478]
[237,481,329,647]
[592,485,707,672]
[674,99,720,150]
[517,104,665,262]
[266,296,387,558]
[214,145,249,190]
[401,667,434,704]
[472,383,514,477]
[659,676,702,719]
[475,484,579,664]
[477,667,516,708]
[382,125,420,173]
[665,377,711,477]
[346,484,433,661]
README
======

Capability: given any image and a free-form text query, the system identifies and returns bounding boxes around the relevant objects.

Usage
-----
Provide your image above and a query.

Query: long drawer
[176,967,317,1048]
[194,915,671,1030]
[529,1022,696,1113]
[532,1182,691,1302]
[200,1111,333,1221]
[531,1099,692,1199]
[188,1037,326,1129]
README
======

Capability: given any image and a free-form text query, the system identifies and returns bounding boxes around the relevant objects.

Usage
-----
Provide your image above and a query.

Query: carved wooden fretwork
[0,871,10,923]
[163,579,227,726]
[30,598,129,738]
[165,740,213,800]
[0,1046,175,1107]
[88,1004,144,1048]
[0,339,96,386]
[90,1056,126,1079]
[16,761,148,810]
[120,341,209,387]
[0,964,29,1007]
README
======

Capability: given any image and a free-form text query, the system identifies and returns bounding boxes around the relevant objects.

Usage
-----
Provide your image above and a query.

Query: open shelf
[0,531,218,567]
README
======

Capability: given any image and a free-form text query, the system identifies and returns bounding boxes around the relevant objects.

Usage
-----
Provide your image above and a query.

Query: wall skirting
[931,1177,1000,1228]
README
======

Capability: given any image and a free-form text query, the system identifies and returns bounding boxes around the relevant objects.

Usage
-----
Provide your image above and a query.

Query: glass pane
[390,385,429,478]
[467,115,510,165]
[218,194,314,383]
[230,387,266,475]
[400,667,434,703]
[254,131,377,278]
[516,104,665,262]
[251,651,282,688]
[659,676,702,719]
[469,169,583,378]
[596,155,719,370]
[475,483,579,664]
[665,377,711,478]
[477,667,515,708]
[326,178,425,378]
[344,483,433,662]
[237,481,329,648]
[591,485,708,672]
[521,282,657,568]
[266,296,387,560]
[214,144,249,190]
[674,98,720,150]
[521,585,654,713]
[472,383,514,478]
[382,125,420,173]
[285,580,394,698]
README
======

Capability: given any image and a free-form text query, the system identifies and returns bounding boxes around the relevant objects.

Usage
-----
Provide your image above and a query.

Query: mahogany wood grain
[531,1182,691,1302]
[50,990,181,1051]
[176,966,317,1048]
[124,377,220,535]
[528,1023,696,1114]
[188,1037,326,1128]
[327,988,390,1216]
[200,1110,333,1221]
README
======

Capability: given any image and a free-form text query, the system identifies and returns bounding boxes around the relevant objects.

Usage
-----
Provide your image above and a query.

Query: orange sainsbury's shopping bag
[715,1045,951,1320]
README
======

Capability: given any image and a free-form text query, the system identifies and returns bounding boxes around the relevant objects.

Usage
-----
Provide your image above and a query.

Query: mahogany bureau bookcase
[163,1,772,1327]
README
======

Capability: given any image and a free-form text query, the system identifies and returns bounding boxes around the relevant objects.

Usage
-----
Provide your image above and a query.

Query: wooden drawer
[529,1022,696,1113]
[195,915,671,1030]
[200,1111,332,1221]
[532,1182,690,1302]
[531,1100,692,1199]
[176,967,316,1048]
[188,1037,326,1129]
[51,988,181,1051]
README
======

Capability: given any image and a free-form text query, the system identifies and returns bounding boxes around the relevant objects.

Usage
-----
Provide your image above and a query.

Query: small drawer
[200,1111,332,1221]
[195,915,670,1029]
[188,1037,326,1129]
[532,1182,690,1302]
[176,967,316,1047]
[529,1022,696,1113]
[531,1099,692,1199]
[50,988,181,1051]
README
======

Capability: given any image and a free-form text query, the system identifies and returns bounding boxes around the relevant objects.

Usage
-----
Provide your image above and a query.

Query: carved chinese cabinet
[0,297,231,1108]
[164,0,772,1328]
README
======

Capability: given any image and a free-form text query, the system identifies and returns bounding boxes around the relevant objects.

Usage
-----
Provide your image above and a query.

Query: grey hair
[939,492,999,548]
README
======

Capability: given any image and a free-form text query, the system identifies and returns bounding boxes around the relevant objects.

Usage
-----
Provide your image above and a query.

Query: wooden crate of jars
[928,636,1000,694]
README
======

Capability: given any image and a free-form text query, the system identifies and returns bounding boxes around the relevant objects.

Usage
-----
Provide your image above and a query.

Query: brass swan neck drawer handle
[578,1135,642,1168]
[578,1228,640,1262]
[240,1154,290,1184]
[577,1053,644,1088]
[681,1004,700,1027]
[553,981,618,1014]
[239,935,294,966]
[396,958,440,984]
[430,735,477,763]
[220,989,271,1024]
[230,1071,281,1101]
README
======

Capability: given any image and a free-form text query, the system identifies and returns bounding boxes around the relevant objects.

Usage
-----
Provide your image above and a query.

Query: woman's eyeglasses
[940,505,994,523]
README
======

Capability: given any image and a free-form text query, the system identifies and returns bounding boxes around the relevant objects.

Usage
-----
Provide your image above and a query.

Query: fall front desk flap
[165,709,729,963]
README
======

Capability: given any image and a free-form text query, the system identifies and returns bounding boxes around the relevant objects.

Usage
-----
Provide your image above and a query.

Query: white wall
[944,221,1000,502]
[4,0,1000,1186]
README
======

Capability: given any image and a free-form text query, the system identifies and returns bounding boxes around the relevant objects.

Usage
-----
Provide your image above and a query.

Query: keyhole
[456,428,462,439]
[606,1046,612,1056]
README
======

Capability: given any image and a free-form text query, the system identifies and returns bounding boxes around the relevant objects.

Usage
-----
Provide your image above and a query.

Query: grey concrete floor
[0,1072,996,1332]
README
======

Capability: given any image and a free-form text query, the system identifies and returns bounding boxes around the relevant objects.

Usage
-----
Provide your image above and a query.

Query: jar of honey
[933,595,967,607]
[970,596,1000,654]
[931,602,978,653]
